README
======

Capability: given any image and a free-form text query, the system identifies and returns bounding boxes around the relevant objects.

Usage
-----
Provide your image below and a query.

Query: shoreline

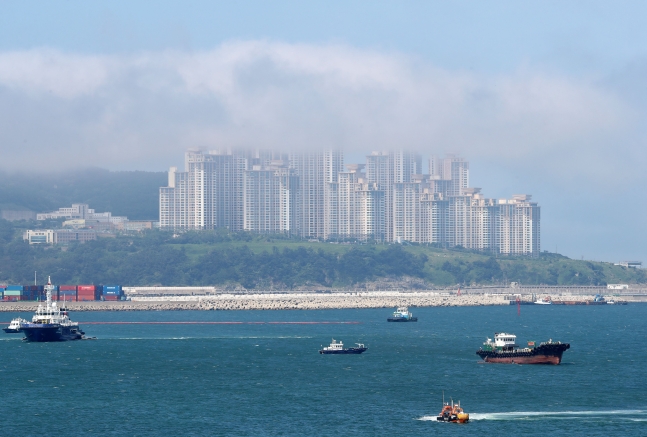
[1,292,644,311]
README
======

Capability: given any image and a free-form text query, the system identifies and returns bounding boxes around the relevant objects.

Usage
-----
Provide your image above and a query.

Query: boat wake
[418,409,647,422]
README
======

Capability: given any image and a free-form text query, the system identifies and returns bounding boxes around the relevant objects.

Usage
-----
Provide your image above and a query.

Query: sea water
[0,304,645,436]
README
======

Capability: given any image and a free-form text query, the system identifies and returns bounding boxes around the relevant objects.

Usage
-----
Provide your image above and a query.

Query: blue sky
[1,1,646,264]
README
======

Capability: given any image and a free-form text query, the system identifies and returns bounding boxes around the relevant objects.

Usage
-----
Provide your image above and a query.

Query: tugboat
[387,307,418,322]
[436,397,469,423]
[319,339,367,354]
[19,277,87,342]
[476,332,570,364]
[3,317,28,333]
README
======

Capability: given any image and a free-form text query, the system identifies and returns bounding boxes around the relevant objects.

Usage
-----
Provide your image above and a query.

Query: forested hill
[0,225,644,288]
[0,169,165,220]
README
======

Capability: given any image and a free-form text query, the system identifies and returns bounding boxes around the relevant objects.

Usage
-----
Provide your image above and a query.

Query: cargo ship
[476,332,570,364]
[387,307,418,322]
[319,339,367,354]
[19,277,87,342]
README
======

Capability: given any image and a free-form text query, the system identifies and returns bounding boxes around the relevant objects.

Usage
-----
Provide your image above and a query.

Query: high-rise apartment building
[160,149,540,255]
[288,150,344,239]
[243,164,298,233]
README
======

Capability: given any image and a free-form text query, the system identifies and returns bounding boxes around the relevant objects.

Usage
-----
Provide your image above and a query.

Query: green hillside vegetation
[0,169,165,220]
[0,222,644,288]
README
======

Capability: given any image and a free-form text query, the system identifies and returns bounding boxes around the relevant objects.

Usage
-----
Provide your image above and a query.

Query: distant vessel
[476,332,570,364]
[387,307,418,322]
[3,317,28,333]
[534,296,552,305]
[436,397,469,423]
[19,277,87,342]
[319,339,367,354]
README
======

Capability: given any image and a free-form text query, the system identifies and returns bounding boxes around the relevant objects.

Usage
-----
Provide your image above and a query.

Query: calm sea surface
[1,304,646,436]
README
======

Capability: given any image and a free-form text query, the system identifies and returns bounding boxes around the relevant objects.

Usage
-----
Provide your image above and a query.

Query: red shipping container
[59,296,77,302]
[103,295,119,301]
[77,285,96,292]
[59,285,77,291]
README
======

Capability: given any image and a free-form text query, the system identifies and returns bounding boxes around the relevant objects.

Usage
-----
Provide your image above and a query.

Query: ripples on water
[1,305,645,436]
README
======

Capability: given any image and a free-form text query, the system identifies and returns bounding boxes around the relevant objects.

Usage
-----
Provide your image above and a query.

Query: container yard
[0,284,125,302]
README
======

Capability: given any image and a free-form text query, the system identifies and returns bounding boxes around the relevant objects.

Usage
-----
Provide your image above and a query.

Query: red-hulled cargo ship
[476,332,570,365]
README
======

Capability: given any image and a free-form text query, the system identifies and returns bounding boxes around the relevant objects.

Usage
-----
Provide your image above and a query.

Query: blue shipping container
[6,285,22,291]
[103,285,122,291]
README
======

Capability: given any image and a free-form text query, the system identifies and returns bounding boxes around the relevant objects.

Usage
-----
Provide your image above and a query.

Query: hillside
[0,169,166,220]
[0,224,643,288]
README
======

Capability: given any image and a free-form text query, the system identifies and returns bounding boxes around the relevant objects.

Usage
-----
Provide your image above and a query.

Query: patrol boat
[319,339,367,354]
[3,317,28,333]
[387,307,418,322]
[19,277,86,342]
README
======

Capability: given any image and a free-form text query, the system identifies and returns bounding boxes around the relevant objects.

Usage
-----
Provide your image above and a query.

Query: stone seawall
[0,292,508,311]
[2,292,645,312]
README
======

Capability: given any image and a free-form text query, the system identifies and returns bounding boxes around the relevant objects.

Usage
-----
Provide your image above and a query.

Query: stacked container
[77,285,98,301]
[102,285,123,301]
[0,285,4,300]
[4,285,23,301]
[21,285,45,301]
[59,285,78,302]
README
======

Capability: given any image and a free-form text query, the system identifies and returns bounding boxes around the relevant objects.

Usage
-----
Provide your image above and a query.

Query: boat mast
[45,276,53,311]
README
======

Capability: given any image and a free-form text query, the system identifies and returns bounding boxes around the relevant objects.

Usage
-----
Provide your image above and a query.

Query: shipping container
[103,295,119,301]
[24,285,44,292]
[78,285,96,292]
[103,285,122,292]
[3,296,18,301]
[4,289,21,296]
[59,285,77,291]
[6,285,22,291]
[58,295,77,302]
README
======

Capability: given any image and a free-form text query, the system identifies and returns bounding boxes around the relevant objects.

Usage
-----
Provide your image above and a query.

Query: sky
[1,1,646,264]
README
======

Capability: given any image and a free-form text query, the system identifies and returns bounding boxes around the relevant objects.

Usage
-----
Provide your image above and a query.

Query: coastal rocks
[0,292,510,311]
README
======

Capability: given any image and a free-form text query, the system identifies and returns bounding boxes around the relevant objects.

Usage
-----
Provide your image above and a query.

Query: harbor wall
[1,291,646,311]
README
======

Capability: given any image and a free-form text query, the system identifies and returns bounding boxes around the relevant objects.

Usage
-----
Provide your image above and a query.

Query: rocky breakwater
[0,292,508,311]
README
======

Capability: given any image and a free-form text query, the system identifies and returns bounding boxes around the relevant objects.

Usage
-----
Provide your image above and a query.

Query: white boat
[534,296,552,305]
[3,317,28,333]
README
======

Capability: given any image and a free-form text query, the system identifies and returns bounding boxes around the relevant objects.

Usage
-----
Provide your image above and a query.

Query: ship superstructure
[19,276,85,342]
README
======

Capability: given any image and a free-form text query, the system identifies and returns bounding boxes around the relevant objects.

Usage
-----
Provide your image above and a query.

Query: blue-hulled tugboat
[387,307,418,322]
[19,277,87,342]
[319,339,367,354]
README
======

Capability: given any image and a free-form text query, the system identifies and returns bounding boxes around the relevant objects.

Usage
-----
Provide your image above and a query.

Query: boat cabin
[493,332,517,350]
[324,339,344,351]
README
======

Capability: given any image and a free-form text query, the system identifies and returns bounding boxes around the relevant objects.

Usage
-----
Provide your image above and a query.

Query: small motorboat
[3,317,28,333]
[436,398,469,423]
[534,296,552,305]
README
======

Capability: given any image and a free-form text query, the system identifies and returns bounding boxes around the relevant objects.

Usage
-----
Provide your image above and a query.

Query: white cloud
[0,41,639,177]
